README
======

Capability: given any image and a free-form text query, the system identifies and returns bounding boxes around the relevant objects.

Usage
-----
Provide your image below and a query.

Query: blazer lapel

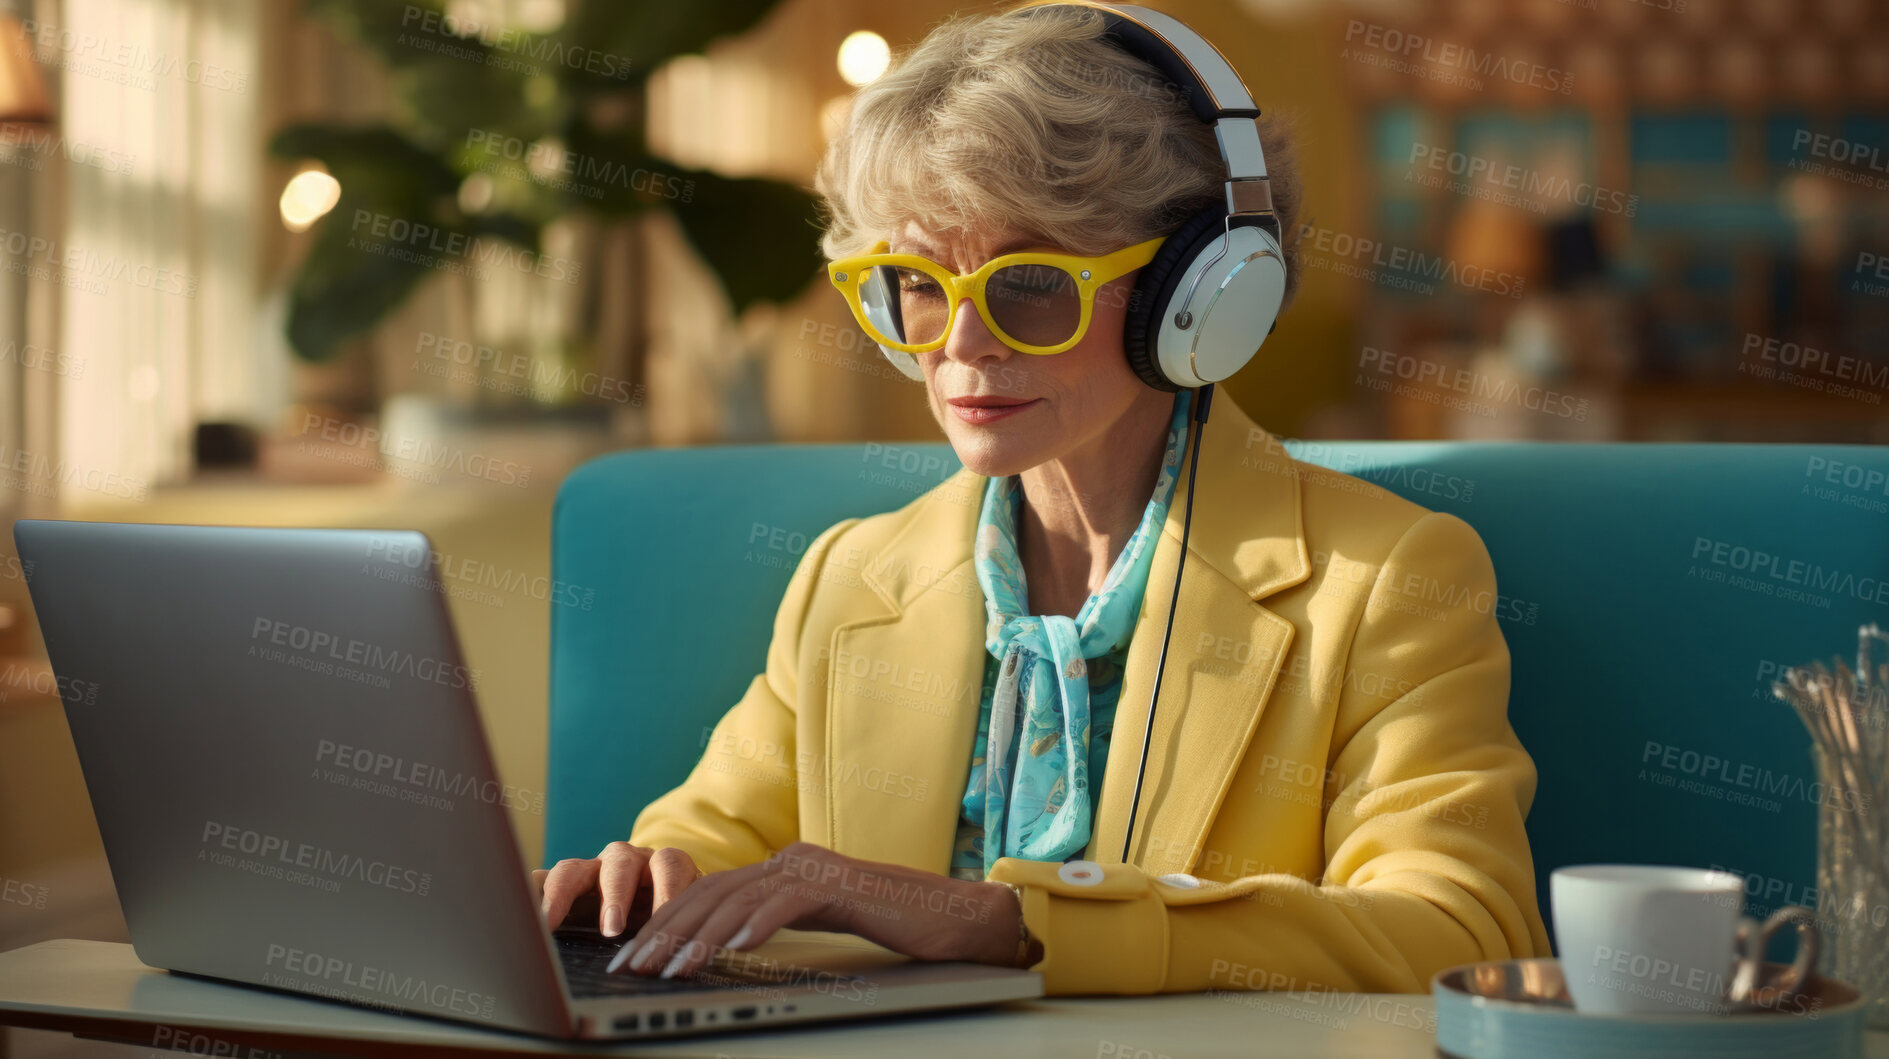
[823,472,987,873]
[824,396,1309,878]
[1086,397,1311,875]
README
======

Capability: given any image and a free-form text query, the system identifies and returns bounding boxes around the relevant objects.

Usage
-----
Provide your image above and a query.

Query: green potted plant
[271,0,823,387]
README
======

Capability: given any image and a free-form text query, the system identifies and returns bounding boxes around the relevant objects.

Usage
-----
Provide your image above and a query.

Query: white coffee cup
[1550,864,1819,1016]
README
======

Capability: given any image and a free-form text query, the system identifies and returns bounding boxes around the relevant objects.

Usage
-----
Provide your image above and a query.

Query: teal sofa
[546,439,1889,944]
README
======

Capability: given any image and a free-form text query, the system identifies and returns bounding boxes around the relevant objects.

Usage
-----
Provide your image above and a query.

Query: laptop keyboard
[556,929,725,998]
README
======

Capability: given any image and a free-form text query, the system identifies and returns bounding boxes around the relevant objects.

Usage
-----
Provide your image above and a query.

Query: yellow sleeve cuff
[985,857,1168,994]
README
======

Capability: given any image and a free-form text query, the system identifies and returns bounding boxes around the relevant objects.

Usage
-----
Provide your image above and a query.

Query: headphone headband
[1012,1,1278,237]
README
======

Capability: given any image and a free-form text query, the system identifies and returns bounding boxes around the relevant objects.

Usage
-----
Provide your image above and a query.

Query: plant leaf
[270,122,542,361]
[554,0,785,94]
[301,0,557,146]
[553,122,676,217]
[657,163,825,315]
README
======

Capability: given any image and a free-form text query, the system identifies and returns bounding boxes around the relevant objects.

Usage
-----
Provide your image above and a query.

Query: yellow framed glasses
[826,236,1165,356]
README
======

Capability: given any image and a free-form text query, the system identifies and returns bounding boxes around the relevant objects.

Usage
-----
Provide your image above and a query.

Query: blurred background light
[837,30,890,87]
[277,168,341,232]
[518,0,565,34]
[458,171,496,214]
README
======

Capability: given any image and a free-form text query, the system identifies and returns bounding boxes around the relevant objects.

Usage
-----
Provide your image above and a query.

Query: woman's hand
[530,842,700,938]
[612,840,1026,980]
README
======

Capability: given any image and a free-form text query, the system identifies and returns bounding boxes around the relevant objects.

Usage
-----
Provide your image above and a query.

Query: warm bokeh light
[443,0,498,36]
[458,171,495,214]
[516,0,565,34]
[278,169,341,232]
[527,137,567,181]
[837,30,890,87]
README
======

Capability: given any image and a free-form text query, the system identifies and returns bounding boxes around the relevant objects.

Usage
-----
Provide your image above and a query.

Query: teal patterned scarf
[955,389,1192,876]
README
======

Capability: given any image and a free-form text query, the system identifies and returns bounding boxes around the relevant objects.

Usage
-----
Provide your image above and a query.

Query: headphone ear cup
[1122,209,1229,392]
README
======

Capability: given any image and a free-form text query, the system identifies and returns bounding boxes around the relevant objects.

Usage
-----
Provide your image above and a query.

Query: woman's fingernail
[605,938,638,974]
[629,936,661,972]
[601,906,624,937]
[660,943,694,979]
[726,926,752,951]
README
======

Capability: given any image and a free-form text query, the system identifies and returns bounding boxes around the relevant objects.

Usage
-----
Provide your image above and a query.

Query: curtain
[49,0,261,496]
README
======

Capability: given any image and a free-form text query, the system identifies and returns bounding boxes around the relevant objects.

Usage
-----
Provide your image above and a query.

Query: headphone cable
[1120,381,1213,865]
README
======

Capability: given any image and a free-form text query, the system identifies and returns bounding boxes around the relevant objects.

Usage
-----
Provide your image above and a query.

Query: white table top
[0,938,1448,1057]
[5,939,1888,1058]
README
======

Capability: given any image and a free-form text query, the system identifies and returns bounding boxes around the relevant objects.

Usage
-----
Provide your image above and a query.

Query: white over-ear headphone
[868,0,1288,392]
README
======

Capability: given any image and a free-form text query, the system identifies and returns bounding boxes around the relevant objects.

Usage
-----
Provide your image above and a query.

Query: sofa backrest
[548,439,1889,937]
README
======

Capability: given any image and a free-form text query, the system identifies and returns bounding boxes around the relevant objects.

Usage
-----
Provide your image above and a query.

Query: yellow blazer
[630,391,1552,995]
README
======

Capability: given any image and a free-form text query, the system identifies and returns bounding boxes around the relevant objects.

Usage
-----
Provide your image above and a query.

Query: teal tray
[1433,958,1865,1059]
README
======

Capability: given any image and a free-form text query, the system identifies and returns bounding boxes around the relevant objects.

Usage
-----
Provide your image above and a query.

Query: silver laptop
[12,519,1042,1040]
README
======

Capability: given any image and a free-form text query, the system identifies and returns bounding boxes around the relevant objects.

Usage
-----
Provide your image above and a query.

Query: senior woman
[536,2,1551,995]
